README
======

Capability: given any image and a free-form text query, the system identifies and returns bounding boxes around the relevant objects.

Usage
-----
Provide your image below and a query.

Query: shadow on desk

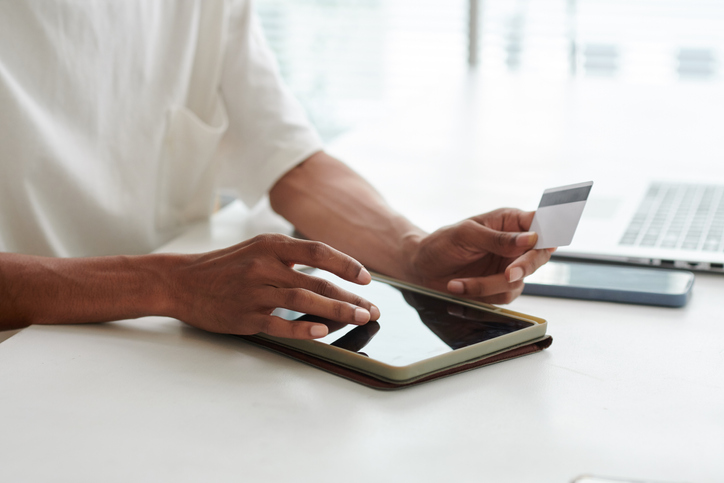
[0,328,22,344]
[25,318,550,399]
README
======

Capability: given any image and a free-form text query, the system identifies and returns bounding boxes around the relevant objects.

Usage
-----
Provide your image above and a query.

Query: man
[0,1,552,338]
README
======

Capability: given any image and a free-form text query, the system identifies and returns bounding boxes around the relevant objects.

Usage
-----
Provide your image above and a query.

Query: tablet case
[239,334,552,390]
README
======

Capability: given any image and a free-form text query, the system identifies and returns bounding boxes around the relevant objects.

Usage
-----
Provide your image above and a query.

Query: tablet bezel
[252,272,547,383]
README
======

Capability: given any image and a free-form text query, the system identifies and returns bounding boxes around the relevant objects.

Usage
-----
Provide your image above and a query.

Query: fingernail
[448,280,465,294]
[310,325,328,338]
[357,266,372,284]
[369,304,381,320]
[516,232,537,247]
[508,267,524,282]
[354,307,370,323]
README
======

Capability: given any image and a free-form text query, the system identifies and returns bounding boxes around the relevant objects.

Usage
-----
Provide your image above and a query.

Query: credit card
[530,181,593,249]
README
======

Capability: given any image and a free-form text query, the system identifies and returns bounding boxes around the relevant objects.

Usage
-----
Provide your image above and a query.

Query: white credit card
[530,181,593,249]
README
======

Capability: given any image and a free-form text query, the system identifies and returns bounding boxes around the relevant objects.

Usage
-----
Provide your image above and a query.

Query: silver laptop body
[555,180,724,272]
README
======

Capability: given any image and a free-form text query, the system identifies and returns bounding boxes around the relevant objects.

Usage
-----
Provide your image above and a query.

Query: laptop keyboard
[619,183,724,251]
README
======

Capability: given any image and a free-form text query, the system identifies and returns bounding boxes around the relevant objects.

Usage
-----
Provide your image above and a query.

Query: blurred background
[255,0,724,142]
[248,0,724,232]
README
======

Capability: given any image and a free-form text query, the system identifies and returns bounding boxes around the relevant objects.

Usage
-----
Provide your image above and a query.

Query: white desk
[2,74,724,483]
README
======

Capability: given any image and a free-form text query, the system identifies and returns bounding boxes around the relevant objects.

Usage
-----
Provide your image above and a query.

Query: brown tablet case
[238,335,552,390]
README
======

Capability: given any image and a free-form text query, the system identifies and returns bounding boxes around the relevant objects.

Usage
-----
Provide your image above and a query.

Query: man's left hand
[406,208,554,305]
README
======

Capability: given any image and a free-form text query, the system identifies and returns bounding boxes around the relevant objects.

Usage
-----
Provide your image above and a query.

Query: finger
[258,315,330,340]
[478,284,525,305]
[447,281,525,305]
[272,238,371,285]
[505,248,554,283]
[470,208,535,232]
[288,271,381,320]
[447,273,524,298]
[451,220,538,259]
[275,288,374,325]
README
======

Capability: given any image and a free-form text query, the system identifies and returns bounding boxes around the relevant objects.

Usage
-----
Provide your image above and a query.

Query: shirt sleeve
[215,0,324,208]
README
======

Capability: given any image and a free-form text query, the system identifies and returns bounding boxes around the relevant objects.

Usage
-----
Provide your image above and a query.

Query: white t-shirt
[0,0,323,257]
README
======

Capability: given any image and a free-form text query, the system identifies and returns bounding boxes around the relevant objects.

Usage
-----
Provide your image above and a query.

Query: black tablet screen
[274,271,534,367]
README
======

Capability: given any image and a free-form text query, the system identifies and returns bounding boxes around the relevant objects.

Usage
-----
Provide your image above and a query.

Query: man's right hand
[168,234,380,339]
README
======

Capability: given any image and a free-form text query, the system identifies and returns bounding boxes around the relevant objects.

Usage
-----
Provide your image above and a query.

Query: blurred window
[255,0,724,141]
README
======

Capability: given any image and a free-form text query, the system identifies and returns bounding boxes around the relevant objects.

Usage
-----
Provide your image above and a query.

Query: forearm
[269,151,426,282]
[0,253,176,330]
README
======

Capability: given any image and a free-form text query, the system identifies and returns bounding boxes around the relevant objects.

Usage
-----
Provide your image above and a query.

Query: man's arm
[0,237,380,337]
[0,253,173,330]
[270,151,553,305]
[0,151,549,338]
[269,152,424,281]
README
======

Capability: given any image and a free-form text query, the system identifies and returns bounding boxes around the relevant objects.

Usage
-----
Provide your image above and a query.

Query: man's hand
[0,234,379,338]
[407,208,554,304]
[271,152,553,307]
[169,234,380,339]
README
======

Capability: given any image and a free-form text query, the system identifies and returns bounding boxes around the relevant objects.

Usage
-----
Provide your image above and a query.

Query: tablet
[251,270,548,384]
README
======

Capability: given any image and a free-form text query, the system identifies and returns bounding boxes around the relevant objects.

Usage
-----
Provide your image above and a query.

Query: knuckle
[251,233,273,246]
[494,231,510,248]
[502,207,518,218]
[524,260,536,275]
[258,316,273,336]
[245,257,266,276]
[460,219,478,232]
[311,277,334,296]
[267,232,287,243]
[332,302,347,321]
[307,241,330,263]
[470,280,488,297]
[456,219,478,239]
[252,233,288,251]
[249,234,274,254]
[343,255,357,277]
[284,288,306,308]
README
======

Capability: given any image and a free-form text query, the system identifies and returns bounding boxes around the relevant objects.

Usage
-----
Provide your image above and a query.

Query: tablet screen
[273,271,534,367]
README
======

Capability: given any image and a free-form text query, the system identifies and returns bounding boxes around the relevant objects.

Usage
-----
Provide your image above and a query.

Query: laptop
[554,180,724,272]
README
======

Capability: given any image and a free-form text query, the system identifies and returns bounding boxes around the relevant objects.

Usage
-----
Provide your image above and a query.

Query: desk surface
[2,75,724,483]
